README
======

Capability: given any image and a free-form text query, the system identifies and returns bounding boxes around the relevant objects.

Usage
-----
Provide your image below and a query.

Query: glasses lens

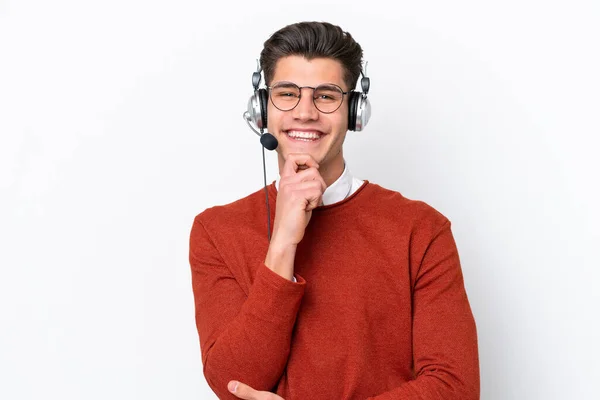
[313,84,344,113]
[270,82,301,111]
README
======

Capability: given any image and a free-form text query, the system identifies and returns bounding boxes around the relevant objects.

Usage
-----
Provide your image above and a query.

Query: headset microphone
[260,133,278,151]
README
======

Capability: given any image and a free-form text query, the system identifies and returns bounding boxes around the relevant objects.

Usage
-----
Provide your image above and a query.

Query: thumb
[228,380,256,399]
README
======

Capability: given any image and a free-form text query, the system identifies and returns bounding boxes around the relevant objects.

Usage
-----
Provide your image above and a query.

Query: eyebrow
[316,83,343,90]
[271,81,299,89]
[272,81,345,90]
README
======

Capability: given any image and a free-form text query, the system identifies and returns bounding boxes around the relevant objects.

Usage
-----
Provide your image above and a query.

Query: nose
[292,88,319,121]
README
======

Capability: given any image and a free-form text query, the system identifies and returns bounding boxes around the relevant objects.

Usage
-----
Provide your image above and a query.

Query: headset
[242,59,372,240]
[244,60,371,141]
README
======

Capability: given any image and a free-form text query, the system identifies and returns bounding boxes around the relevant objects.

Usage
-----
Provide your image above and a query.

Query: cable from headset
[261,143,272,241]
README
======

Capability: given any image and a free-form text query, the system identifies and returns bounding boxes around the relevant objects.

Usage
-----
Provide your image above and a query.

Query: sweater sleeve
[367,220,480,400]
[189,215,306,400]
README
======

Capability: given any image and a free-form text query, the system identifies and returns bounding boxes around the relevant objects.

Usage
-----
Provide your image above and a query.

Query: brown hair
[259,21,363,91]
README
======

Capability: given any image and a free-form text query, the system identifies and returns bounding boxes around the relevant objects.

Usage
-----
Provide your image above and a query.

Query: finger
[281,154,318,177]
[296,168,327,192]
[286,181,325,201]
[284,183,324,211]
[228,380,258,399]
[281,153,319,178]
[304,188,324,211]
[280,180,326,206]
[281,167,319,183]
[281,168,327,193]
[228,381,282,400]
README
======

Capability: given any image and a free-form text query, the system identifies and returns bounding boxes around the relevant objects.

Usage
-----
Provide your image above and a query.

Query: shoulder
[192,185,267,234]
[364,181,450,232]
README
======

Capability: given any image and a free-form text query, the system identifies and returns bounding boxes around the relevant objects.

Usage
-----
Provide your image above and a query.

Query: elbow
[203,364,238,400]
[441,371,480,400]
[417,367,479,400]
[450,380,479,400]
[202,348,288,399]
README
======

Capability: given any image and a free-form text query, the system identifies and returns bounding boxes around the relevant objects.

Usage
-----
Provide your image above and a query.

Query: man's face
[267,56,349,178]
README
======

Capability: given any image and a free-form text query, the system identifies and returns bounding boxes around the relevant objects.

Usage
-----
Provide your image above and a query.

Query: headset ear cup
[258,88,268,129]
[348,91,359,131]
[355,95,371,131]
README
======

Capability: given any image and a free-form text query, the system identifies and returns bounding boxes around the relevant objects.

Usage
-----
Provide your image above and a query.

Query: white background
[1,0,599,399]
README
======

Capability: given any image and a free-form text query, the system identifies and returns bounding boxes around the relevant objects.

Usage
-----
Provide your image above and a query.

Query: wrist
[264,240,297,281]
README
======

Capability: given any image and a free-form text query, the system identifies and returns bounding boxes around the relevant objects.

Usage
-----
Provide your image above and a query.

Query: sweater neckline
[268,180,371,212]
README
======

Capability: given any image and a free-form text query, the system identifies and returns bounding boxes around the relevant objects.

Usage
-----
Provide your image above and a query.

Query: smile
[284,130,325,142]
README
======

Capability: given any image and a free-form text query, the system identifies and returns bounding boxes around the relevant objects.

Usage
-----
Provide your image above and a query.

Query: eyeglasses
[268,81,349,114]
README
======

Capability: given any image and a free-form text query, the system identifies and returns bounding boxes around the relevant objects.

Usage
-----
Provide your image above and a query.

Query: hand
[271,153,327,246]
[228,380,285,400]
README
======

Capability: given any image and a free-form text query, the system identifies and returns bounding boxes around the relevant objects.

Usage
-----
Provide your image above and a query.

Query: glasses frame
[267,81,349,114]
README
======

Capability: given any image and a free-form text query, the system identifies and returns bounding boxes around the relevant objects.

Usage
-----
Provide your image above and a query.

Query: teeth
[286,130,321,140]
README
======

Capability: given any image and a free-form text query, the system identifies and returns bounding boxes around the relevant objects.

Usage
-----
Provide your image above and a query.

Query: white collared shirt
[275,162,364,206]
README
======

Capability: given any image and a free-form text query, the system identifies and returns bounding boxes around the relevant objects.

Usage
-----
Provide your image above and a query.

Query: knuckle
[305,168,317,176]
[301,168,319,179]
[306,189,319,198]
[309,180,322,190]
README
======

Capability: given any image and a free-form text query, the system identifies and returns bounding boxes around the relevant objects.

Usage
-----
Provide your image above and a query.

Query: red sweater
[189,181,479,399]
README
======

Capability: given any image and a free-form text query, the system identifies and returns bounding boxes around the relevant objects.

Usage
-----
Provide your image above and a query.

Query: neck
[318,159,345,188]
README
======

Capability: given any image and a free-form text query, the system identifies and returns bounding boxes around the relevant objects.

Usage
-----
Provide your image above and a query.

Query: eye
[274,91,298,98]
[318,94,334,100]
[314,90,340,102]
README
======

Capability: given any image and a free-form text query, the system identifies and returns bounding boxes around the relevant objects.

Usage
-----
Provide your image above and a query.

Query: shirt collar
[275,162,354,206]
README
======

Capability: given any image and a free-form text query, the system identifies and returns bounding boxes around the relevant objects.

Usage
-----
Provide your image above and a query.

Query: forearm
[190,217,305,399]
[200,263,305,399]
[366,361,479,400]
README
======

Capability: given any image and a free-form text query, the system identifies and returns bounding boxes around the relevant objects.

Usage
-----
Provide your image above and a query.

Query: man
[189,21,479,400]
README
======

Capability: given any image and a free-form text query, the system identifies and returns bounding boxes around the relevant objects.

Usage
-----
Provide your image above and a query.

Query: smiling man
[189,21,480,400]
[266,55,351,188]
